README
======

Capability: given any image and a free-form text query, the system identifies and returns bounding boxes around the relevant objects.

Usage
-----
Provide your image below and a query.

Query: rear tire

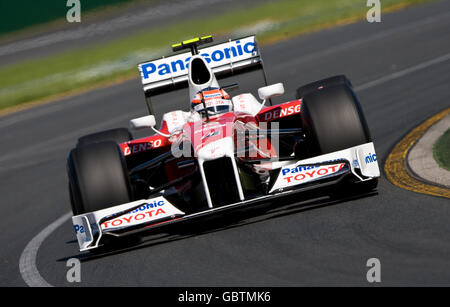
[77,128,132,147]
[296,75,352,99]
[299,81,377,192]
[67,141,132,215]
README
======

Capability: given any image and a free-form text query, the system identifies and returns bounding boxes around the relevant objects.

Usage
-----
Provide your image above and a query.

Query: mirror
[257,83,285,100]
[129,115,156,130]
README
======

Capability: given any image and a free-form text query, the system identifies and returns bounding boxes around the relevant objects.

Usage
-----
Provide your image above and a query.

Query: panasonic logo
[365,153,377,164]
[141,40,256,79]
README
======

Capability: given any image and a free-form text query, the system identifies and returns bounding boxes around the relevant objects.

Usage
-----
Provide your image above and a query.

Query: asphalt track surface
[1,0,450,287]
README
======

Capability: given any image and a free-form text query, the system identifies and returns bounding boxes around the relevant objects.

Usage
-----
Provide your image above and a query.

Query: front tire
[67,141,133,215]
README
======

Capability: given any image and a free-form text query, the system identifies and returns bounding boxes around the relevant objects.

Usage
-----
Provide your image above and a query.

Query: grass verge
[0,0,432,113]
[433,128,450,172]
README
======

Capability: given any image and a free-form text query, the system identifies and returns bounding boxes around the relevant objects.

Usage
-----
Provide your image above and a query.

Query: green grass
[433,128,450,172]
[0,0,432,111]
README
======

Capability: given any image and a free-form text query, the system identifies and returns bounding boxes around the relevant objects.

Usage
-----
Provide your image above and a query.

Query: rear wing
[137,35,268,114]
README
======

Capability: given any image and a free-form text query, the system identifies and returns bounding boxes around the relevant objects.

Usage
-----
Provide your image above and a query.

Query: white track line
[354,52,450,92]
[276,10,450,70]
[19,212,72,287]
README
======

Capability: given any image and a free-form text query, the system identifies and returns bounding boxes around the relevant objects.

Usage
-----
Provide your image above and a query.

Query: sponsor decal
[261,103,301,121]
[281,162,346,184]
[73,224,84,234]
[101,200,167,230]
[141,40,256,80]
[203,92,222,99]
[365,153,377,164]
[193,98,231,111]
[281,159,344,175]
[123,139,163,156]
[130,200,165,212]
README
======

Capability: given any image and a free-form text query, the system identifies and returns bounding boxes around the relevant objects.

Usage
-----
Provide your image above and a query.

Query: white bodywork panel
[187,55,220,102]
[269,142,379,193]
[196,137,245,208]
[71,143,379,251]
[129,115,156,130]
[232,93,263,116]
[138,36,260,93]
[162,110,190,134]
[257,83,285,100]
[72,196,184,251]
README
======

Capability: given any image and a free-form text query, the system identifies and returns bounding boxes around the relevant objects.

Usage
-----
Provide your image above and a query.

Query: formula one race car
[67,35,380,252]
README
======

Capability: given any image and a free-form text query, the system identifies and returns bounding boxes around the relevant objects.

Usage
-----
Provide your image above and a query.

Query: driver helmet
[191,87,232,116]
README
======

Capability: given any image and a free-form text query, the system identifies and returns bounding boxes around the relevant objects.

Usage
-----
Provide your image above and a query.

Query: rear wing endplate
[137,35,268,114]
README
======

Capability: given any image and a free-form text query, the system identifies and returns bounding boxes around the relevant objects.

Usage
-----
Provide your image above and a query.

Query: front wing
[72,142,379,251]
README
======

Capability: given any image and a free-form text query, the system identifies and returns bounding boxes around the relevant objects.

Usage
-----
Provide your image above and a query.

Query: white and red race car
[67,35,379,252]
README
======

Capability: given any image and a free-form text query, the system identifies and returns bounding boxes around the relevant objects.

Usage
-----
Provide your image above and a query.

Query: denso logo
[365,153,377,164]
[263,104,301,121]
[141,40,256,79]
[124,139,163,156]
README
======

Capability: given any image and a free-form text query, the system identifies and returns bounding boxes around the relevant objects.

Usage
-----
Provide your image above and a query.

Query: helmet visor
[193,99,232,115]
